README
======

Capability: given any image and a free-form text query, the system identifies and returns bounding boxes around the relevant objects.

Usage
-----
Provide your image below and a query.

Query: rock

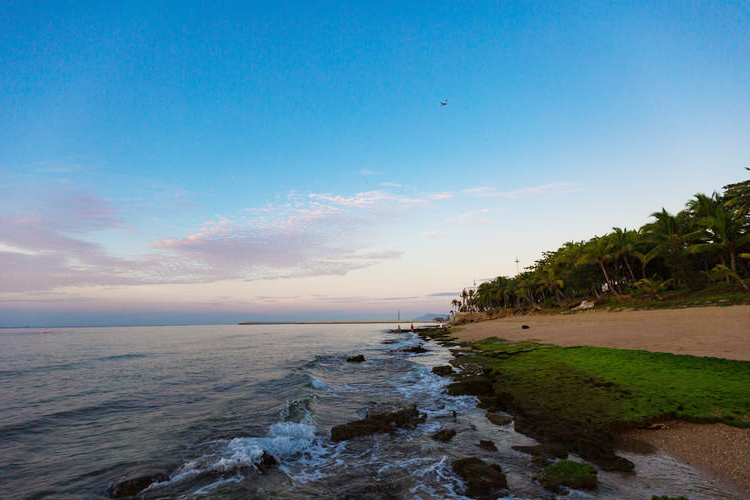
[431,429,456,442]
[485,412,512,426]
[477,440,497,451]
[539,460,597,491]
[512,443,568,460]
[521,324,530,329]
[347,354,365,363]
[451,457,508,500]
[401,345,428,354]
[335,482,402,500]
[447,377,493,397]
[432,365,454,376]
[109,471,168,498]
[330,405,426,442]
[256,451,277,472]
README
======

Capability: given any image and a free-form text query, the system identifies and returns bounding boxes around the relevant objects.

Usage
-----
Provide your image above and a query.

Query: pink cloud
[0,186,409,292]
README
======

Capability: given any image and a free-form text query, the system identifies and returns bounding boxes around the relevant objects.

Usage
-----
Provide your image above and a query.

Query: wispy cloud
[448,209,491,225]
[359,169,377,176]
[462,182,572,199]
[0,186,414,293]
[380,182,402,187]
[421,230,445,240]
[428,192,453,200]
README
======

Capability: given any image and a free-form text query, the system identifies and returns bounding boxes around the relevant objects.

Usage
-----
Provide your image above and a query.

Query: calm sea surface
[0,324,740,500]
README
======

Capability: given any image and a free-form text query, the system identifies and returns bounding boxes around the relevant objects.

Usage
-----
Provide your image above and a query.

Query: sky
[1,1,749,326]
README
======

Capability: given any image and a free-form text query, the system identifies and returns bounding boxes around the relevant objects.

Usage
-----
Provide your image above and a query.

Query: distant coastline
[238,320,437,325]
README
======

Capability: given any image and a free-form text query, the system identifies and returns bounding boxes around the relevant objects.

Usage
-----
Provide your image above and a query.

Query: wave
[394,365,477,417]
[0,353,150,379]
[0,398,158,438]
[153,416,341,494]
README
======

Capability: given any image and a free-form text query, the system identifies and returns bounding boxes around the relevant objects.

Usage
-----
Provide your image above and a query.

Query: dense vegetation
[452,171,750,313]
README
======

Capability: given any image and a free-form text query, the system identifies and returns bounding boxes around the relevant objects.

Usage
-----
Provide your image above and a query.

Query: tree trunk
[598,259,620,296]
[623,255,636,282]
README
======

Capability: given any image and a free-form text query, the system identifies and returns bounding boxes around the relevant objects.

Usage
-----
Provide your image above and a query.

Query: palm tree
[642,208,698,283]
[723,168,750,217]
[535,264,566,301]
[610,227,638,282]
[690,203,750,274]
[577,236,620,295]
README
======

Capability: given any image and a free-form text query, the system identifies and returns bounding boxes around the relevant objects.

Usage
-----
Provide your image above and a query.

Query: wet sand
[453,305,750,495]
[623,422,750,496]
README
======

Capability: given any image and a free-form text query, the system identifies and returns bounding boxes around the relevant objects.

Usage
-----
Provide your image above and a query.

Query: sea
[0,324,741,500]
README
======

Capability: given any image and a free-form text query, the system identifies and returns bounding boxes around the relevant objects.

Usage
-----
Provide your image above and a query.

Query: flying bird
[440,99,448,106]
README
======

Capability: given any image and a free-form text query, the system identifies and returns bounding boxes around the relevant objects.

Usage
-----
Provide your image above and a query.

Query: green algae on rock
[330,405,425,442]
[451,457,507,500]
[540,460,597,491]
[431,428,456,441]
[477,440,497,451]
[485,412,512,426]
[432,365,454,376]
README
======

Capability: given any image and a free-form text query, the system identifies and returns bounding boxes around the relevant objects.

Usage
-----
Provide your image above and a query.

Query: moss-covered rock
[431,428,456,441]
[109,471,168,498]
[451,457,507,499]
[512,443,568,460]
[401,345,429,354]
[330,405,425,442]
[432,365,454,376]
[540,460,597,491]
[446,376,493,397]
[485,412,512,426]
[477,440,497,451]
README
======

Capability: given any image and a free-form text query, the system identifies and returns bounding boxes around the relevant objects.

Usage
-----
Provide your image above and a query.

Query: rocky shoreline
[108,325,744,499]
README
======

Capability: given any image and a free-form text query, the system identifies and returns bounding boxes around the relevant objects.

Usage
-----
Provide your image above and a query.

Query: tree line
[451,170,750,314]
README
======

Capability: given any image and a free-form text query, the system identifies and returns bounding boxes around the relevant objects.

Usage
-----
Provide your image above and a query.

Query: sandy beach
[452,305,750,361]
[453,305,750,495]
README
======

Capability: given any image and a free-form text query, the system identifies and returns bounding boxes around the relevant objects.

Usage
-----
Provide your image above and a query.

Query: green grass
[473,339,750,429]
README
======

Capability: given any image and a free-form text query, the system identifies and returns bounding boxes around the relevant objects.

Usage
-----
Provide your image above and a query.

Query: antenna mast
[515,256,520,275]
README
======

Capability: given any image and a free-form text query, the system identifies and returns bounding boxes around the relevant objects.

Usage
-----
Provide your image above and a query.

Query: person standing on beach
[410,323,414,332]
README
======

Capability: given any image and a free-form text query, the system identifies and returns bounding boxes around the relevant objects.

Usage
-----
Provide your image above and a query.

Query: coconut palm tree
[610,227,638,282]
[690,203,750,275]
[641,208,698,283]
[577,236,620,295]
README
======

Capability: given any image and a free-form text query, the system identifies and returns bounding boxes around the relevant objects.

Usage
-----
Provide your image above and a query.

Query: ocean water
[0,324,741,500]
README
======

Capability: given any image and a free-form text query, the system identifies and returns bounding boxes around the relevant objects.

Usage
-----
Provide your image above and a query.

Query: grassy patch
[477,342,750,428]
[451,340,750,471]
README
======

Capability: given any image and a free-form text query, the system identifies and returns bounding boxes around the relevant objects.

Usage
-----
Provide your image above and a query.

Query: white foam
[164,416,335,493]
[395,365,478,417]
[192,473,244,495]
[309,375,330,391]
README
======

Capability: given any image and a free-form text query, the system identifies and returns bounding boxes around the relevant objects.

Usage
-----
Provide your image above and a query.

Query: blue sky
[1,1,749,325]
